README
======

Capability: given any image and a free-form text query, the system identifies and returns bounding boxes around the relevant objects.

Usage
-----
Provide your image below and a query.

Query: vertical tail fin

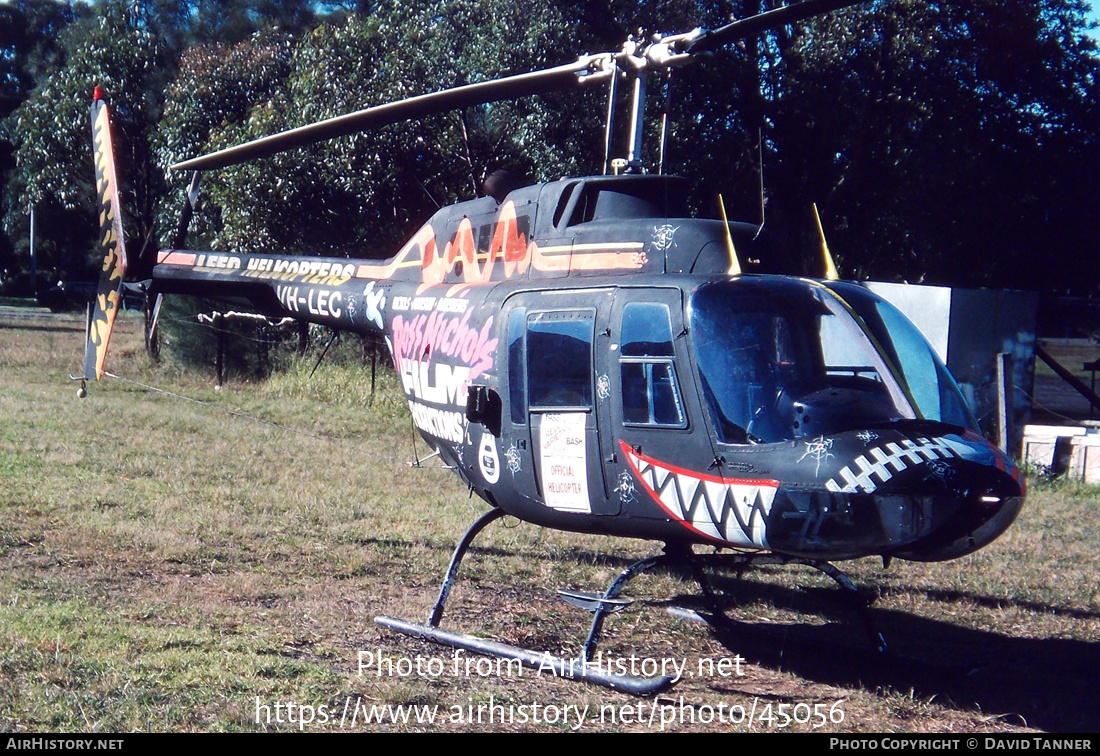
[84,87,129,381]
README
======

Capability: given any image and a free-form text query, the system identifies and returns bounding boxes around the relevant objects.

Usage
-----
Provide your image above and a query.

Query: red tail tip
[93,86,104,102]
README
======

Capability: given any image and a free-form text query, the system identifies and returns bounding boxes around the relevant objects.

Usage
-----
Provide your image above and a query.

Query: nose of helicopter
[888,440,1026,561]
[764,427,1026,561]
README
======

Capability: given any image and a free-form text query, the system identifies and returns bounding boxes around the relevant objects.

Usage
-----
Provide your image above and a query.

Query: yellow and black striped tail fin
[84,87,129,381]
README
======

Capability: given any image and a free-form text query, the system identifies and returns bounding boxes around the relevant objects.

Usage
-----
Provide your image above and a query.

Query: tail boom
[151,249,389,336]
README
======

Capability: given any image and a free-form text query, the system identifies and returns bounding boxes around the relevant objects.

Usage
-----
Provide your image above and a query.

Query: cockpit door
[605,287,713,520]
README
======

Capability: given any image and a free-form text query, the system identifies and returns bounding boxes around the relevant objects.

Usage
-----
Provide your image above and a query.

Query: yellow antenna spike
[813,203,839,281]
[718,194,741,276]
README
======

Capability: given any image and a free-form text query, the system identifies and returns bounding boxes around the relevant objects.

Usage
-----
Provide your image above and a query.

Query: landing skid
[373,615,675,696]
[375,509,677,695]
[375,508,887,696]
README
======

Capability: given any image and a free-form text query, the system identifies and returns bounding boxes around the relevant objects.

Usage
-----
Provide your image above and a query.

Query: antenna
[718,194,742,276]
[754,128,766,240]
[602,69,618,175]
[812,203,840,280]
[657,69,673,176]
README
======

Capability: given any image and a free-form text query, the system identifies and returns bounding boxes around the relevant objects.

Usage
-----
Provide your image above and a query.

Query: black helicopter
[83,0,1026,695]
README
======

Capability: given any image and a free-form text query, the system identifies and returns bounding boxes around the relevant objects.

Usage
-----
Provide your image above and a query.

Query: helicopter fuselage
[150,174,1024,565]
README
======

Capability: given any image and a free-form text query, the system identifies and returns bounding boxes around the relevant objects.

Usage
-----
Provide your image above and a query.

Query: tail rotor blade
[85,88,128,381]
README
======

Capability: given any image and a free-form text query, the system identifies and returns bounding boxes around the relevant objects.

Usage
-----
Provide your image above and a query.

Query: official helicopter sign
[81,0,1025,695]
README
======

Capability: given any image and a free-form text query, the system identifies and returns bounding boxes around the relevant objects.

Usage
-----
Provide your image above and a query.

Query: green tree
[0,0,83,116]
[170,0,606,258]
[0,0,87,279]
[649,0,1100,290]
[154,30,295,246]
[6,1,167,281]
[2,0,324,285]
[777,0,1100,290]
[11,0,1095,299]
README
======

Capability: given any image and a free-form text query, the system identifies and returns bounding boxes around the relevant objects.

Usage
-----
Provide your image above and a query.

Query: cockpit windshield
[689,279,976,444]
[823,281,977,430]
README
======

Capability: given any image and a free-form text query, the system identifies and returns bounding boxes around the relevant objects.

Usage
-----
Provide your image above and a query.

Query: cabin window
[564,181,690,227]
[552,182,581,228]
[477,223,493,255]
[526,310,594,410]
[619,302,686,427]
[621,302,675,356]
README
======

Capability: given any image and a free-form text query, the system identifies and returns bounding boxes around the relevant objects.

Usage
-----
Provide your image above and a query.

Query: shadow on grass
[880,584,1100,622]
[661,577,1098,733]
[355,534,1096,731]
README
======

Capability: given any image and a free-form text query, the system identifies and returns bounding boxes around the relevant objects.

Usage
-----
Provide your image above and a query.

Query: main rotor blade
[687,0,869,54]
[172,56,612,172]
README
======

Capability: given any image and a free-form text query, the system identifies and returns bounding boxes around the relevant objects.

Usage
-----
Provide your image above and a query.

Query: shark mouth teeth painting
[620,441,779,548]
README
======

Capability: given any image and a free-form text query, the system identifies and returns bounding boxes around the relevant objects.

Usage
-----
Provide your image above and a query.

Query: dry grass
[1,311,1097,732]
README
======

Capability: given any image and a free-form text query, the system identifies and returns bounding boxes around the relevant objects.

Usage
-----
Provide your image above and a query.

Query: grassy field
[1,312,1097,733]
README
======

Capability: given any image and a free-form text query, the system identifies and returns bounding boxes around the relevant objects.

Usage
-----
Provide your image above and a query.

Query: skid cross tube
[429,507,505,627]
[376,506,677,695]
[686,552,888,653]
[581,552,669,663]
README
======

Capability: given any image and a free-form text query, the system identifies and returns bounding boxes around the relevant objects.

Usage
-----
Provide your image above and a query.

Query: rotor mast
[602,0,868,174]
[613,28,698,173]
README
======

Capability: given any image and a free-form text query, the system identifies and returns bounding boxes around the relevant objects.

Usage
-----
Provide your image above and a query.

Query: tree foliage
[1,0,321,282]
[650,0,1100,289]
[0,0,84,116]
[0,0,88,274]
[773,0,1100,289]
[154,30,296,246]
[164,0,608,257]
[2,0,1099,295]
[4,1,166,277]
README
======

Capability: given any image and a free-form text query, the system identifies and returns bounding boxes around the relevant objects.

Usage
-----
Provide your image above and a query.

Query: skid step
[557,589,633,613]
